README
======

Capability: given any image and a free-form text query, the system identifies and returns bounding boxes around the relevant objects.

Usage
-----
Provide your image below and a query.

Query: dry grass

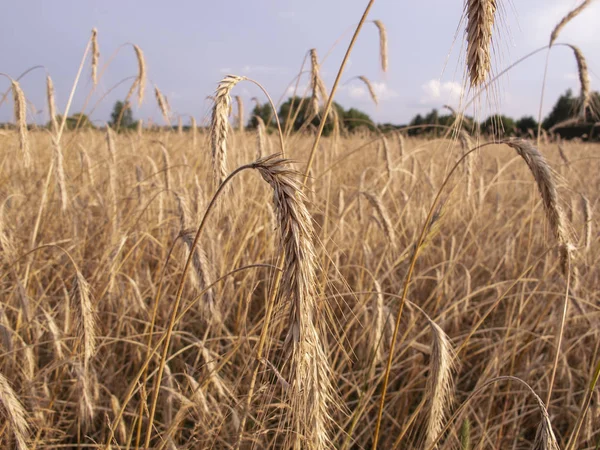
[1,5,599,450]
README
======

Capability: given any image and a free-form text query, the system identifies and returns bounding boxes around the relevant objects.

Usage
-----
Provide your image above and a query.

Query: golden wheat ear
[550,0,592,46]
[465,0,497,87]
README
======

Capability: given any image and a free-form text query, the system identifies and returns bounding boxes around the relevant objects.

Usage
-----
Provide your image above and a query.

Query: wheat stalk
[373,20,388,72]
[465,0,497,87]
[0,372,29,450]
[210,75,245,186]
[190,116,197,149]
[52,137,68,211]
[550,0,592,46]
[91,28,99,86]
[11,80,30,168]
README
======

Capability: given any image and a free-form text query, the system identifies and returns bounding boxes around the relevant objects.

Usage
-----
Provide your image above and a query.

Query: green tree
[51,113,94,130]
[247,103,273,129]
[543,89,577,130]
[516,116,538,135]
[109,100,135,130]
[482,115,516,136]
[277,97,345,135]
[341,107,375,132]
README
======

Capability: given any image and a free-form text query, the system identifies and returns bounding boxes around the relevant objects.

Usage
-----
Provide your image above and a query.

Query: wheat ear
[210,75,245,186]
[154,85,171,125]
[254,155,335,449]
[465,0,497,87]
[567,45,591,119]
[373,20,388,72]
[46,75,58,134]
[91,28,99,86]
[362,191,396,249]
[11,81,30,168]
[357,75,378,106]
[0,372,29,450]
[132,44,146,105]
[550,0,592,46]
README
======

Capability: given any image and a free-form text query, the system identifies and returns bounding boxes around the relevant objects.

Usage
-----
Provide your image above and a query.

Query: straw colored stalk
[465,0,497,87]
[550,0,592,46]
[253,155,335,450]
[177,116,183,134]
[357,76,378,106]
[0,372,30,450]
[373,20,388,72]
[91,28,99,86]
[381,135,392,178]
[210,75,245,186]
[11,81,30,168]
[132,44,146,105]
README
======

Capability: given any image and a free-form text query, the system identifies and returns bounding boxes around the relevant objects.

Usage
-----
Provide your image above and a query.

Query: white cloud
[420,79,464,106]
[344,81,398,103]
[286,84,309,96]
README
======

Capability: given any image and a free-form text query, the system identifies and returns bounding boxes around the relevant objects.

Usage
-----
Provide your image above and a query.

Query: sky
[1,0,599,126]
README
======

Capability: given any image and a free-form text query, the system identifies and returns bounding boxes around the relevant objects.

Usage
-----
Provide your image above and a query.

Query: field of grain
[1,1,599,449]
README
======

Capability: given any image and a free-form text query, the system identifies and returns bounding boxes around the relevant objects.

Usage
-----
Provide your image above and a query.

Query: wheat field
[1,1,599,449]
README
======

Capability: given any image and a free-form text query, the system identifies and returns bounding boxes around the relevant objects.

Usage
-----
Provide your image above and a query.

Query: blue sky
[1,0,598,126]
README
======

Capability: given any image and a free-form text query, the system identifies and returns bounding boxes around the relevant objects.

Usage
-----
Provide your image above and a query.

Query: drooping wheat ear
[581,194,592,252]
[567,45,591,119]
[70,271,96,371]
[373,20,388,72]
[504,139,573,274]
[52,137,68,211]
[91,28,99,86]
[255,115,267,159]
[361,191,397,249]
[0,372,29,450]
[210,75,245,186]
[190,116,197,149]
[381,135,392,178]
[46,75,58,134]
[235,95,244,132]
[308,49,327,119]
[11,81,30,168]
[550,0,592,46]
[465,0,497,87]
[105,127,116,163]
[357,76,378,106]
[253,155,335,450]
[532,396,560,450]
[132,44,146,105]
[423,317,456,449]
[154,85,171,125]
